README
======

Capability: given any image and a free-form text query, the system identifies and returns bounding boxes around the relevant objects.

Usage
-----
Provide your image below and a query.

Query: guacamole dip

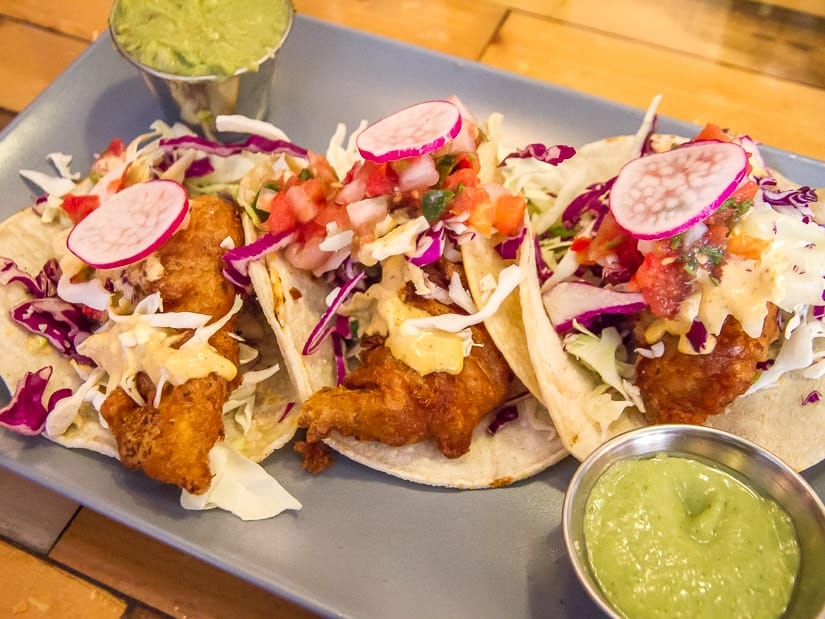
[584,454,799,619]
[110,0,292,77]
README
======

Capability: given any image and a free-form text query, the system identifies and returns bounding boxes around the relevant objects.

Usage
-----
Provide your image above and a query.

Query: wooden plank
[0,539,126,618]
[0,109,16,132]
[0,18,87,113]
[50,509,321,619]
[0,0,507,60]
[486,0,825,88]
[0,468,78,553]
[766,0,825,18]
[293,0,506,59]
[0,0,109,40]
[481,11,825,162]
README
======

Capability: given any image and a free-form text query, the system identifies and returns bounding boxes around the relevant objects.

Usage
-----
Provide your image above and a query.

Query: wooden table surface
[0,1,823,617]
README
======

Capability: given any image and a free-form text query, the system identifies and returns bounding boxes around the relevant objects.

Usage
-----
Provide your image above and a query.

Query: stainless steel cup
[109,0,294,139]
[562,424,825,618]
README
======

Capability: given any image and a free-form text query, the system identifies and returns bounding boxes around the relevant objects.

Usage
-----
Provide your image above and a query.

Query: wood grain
[0,0,109,40]
[482,11,825,162]
[0,468,78,553]
[0,18,87,113]
[0,539,126,618]
[494,0,825,89]
[50,509,320,619]
[293,0,506,59]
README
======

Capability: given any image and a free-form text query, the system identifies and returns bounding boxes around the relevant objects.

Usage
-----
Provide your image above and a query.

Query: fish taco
[0,126,312,519]
[236,98,570,487]
[518,99,825,470]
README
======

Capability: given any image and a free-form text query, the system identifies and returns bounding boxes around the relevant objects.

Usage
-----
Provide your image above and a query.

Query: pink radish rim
[356,99,462,163]
[609,141,748,241]
[67,180,189,270]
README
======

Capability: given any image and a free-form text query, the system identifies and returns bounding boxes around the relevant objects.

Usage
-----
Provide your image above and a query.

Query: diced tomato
[266,192,299,235]
[452,152,480,173]
[570,237,591,253]
[307,151,338,187]
[693,123,731,143]
[91,139,126,176]
[492,194,526,237]
[631,251,691,317]
[284,234,331,271]
[467,199,495,237]
[61,194,100,223]
[730,179,758,202]
[449,185,489,217]
[362,161,395,197]
[443,167,479,191]
[727,233,770,260]
[705,223,728,246]
[315,201,350,229]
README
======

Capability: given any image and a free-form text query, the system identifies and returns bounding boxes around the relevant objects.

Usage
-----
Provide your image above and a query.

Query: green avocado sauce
[110,0,292,77]
[584,454,800,619]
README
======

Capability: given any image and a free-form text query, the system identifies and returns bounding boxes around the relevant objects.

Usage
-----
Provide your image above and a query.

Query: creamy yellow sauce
[345,255,467,375]
[77,319,236,400]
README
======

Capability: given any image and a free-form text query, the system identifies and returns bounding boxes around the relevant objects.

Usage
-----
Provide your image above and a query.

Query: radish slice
[356,100,462,163]
[543,281,646,333]
[67,180,189,269]
[609,141,748,240]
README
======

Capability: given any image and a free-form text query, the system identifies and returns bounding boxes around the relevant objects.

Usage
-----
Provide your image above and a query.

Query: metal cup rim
[108,0,295,83]
[562,423,825,619]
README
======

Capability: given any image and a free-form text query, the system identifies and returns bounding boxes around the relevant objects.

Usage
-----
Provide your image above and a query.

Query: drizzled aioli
[583,454,800,619]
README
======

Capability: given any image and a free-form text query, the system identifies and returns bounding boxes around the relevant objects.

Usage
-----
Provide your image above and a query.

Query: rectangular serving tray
[1,14,823,618]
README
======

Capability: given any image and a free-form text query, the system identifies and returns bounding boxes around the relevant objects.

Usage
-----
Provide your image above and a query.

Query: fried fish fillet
[100,195,243,494]
[635,305,780,425]
[297,294,512,464]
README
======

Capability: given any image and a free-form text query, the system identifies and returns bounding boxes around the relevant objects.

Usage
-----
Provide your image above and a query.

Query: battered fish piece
[298,296,512,462]
[636,305,780,425]
[100,195,244,494]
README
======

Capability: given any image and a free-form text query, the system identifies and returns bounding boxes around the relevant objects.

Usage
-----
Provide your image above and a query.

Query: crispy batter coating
[100,195,244,494]
[636,305,780,425]
[293,439,334,474]
[298,293,512,460]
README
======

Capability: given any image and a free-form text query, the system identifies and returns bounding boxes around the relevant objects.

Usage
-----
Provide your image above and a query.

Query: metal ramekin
[562,424,825,618]
[109,0,295,139]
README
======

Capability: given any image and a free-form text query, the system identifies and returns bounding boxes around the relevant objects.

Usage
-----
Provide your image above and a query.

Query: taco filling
[232,97,570,485]
[1,124,308,518]
[522,103,825,469]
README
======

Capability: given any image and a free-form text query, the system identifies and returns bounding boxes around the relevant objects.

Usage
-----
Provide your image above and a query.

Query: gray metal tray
[1,14,823,619]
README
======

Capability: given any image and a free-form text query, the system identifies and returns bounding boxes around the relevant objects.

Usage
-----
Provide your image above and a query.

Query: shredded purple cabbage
[561,177,617,229]
[332,333,347,385]
[685,320,708,353]
[185,157,215,178]
[409,226,445,267]
[499,143,575,167]
[278,401,296,423]
[0,257,61,298]
[302,271,366,356]
[756,359,775,371]
[159,134,308,159]
[495,227,526,260]
[759,178,818,208]
[487,405,518,435]
[802,390,822,406]
[0,366,71,435]
[533,236,554,284]
[221,230,296,288]
[9,298,95,364]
